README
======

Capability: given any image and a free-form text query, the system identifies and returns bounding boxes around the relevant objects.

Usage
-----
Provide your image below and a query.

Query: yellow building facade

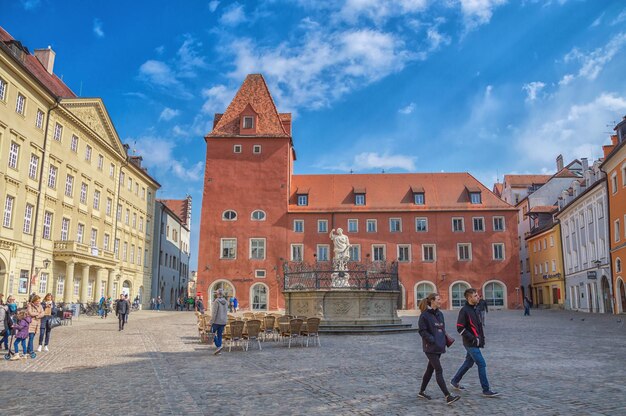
[0,29,159,306]
[528,223,565,308]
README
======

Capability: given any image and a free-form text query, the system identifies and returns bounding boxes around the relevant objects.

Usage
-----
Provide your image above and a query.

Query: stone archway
[618,278,626,314]
[122,280,132,298]
[601,276,612,313]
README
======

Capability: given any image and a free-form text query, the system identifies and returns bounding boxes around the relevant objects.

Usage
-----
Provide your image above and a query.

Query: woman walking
[26,295,44,354]
[38,293,56,352]
[417,293,460,405]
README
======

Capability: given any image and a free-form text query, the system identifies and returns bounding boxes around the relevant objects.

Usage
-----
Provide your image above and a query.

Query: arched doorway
[414,281,436,309]
[250,283,268,311]
[210,280,235,308]
[122,280,131,297]
[450,281,470,309]
[483,281,506,308]
[601,276,612,313]
[618,278,626,314]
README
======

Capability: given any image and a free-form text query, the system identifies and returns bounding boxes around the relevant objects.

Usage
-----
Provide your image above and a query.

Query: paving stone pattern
[0,309,624,415]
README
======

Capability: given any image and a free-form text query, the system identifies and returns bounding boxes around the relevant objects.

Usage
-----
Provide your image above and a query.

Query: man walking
[196,296,205,314]
[209,289,228,355]
[450,288,499,397]
[523,296,531,316]
[115,294,129,331]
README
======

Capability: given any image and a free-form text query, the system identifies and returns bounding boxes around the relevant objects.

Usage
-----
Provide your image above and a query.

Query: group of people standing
[417,288,499,405]
[0,293,58,360]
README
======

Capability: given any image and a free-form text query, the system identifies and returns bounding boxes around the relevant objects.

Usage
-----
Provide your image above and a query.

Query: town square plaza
[0,309,624,415]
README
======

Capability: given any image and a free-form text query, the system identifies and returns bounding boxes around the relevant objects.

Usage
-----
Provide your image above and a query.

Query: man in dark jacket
[115,294,129,331]
[450,288,499,397]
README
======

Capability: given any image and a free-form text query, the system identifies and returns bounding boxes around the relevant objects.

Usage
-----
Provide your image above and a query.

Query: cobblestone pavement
[0,308,624,416]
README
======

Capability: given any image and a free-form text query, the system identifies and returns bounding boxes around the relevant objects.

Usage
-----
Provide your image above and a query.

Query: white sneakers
[37,345,42,352]
[44,346,49,352]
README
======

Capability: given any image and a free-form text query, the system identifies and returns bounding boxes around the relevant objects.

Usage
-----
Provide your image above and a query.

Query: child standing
[12,311,31,360]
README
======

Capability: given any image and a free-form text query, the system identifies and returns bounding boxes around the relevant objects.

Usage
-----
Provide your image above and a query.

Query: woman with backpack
[37,293,57,352]
[417,293,460,405]
[1,295,17,350]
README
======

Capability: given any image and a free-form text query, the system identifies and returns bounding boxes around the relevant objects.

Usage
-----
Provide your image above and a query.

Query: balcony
[53,241,116,264]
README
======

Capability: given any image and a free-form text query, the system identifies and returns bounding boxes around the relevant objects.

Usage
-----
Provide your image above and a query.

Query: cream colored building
[0,27,159,306]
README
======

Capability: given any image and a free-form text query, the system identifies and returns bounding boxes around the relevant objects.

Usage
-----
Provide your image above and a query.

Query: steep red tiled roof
[207,74,290,137]
[503,174,551,187]
[290,173,513,212]
[160,199,190,227]
[0,26,75,98]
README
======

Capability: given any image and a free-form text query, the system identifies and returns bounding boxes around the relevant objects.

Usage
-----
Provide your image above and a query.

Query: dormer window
[297,195,308,206]
[353,187,366,206]
[470,192,481,204]
[243,116,254,129]
[411,186,425,205]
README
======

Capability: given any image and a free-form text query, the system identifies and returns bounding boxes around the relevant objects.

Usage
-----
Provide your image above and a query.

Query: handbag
[445,333,455,348]
[47,317,62,329]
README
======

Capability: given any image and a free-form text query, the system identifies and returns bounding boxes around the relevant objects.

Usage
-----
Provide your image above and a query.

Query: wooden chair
[243,319,262,351]
[277,315,290,342]
[302,317,321,347]
[242,312,255,320]
[285,318,303,348]
[224,320,245,352]
[262,315,276,341]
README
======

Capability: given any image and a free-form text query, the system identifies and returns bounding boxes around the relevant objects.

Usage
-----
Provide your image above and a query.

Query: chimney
[581,157,588,172]
[34,46,55,75]
[556,154,564,171]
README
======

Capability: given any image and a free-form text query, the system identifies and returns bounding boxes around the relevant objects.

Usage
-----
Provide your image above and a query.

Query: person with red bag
[417,293,460,405]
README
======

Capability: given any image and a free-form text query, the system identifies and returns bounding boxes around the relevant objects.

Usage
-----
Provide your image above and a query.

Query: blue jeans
[211,324,225,348]
[27,333,36,354]
[524,306,530,316]
[451,346,490,392]
[39,319,52,346]
[14,338,26,354]
[1,330,8,349]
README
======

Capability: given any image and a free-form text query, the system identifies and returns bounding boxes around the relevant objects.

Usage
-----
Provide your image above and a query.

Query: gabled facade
[198,74,520,311]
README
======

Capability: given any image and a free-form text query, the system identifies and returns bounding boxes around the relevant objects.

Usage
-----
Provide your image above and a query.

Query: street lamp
[29,258,52,296]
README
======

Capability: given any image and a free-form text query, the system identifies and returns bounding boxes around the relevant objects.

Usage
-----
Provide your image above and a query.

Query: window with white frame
[416,218,428,232]
[53,123,63,141]
[473,217,484,232]
[458,243,472,261]
[28,154,39,179]
[493,216,505,231]
[220,238,237,259]
[104,233,110,251]
[138,247,142,266]
[469,192,481,204]
[253,145,261,154]
[422,244,436,262]
[251,284,268,311]
[293,220,304,233]
[116,204,122,221]
[366,219,377,233]
[125,209,129,225]
[615,219,619,242]
[60,218,70,241]
[36,109,44,129]
[3,195,14,228]
[132,213,136,228]
[297,194,308,206]
[109,163,115,178]
[452,217,464,232]
[56,277,64,297]
[122,242,128,261]
[372,244,386,261]
[355,194,366,206]
[65,175,74,197]
[416,282,436,303]
[493,243,505,260]
[8,141,19,169]
[250,238,266,259]
[39,273,48,294]
[80,182,88,204]
[77,223,84,243]
[616,258,622,273]
[130,244,135,263]
[243,116,254,129]
[70,135,79,152]
[233,144,242,153]
[255,270,266,278]
[390,218,402,232]
[48,165,57,188]
[291,244,303,262]
[348,219,358,233]
[316,245,329,261]
[98,154,104,170]
[397,244,411,262]
[91,228,98,248]
[349,244,360,261]
[414,192,425,205]
[139,217,143,232]
[42,211,53,239]
[23,204,33,234]
[550,235,554,247]
[612,173,618,194]
[93,190,100,210]
[128,177,132,191]
[318,220,328,233]
[251,210,266,221]
[16,93,26,115]
[552,259,557,272]
[0,77,6,101]
[114,239,120,259]
[222,210,237,221]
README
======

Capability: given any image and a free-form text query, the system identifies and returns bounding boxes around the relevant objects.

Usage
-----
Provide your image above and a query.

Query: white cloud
[563,32,626,82]
[20,0,40,10]
[337,0,428,24]
[139,60,177,87]
[611,9,626,25]
[398,103,416,114]
[159,107,180,121]
[201,85,236,115]
[176,35,207,78]
[220,3,246,26]
[522,81,545,101]
[426,27,451,51]
[209,0,220,12]
[558,74,574,86]
[353,152,416,171]
[155,45,165,55]
[132,136,204,181]
[93,18,104,38]
[459,0,507,30]
[590,12,604,28]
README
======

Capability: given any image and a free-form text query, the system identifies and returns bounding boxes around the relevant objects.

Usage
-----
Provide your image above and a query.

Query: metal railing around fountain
[282,261,399,291]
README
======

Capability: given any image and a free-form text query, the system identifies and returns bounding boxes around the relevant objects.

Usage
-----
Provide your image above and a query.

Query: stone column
[107,269,116,298]
[80,264,90,303]
[64,261,75,303]
[95,267,106,300]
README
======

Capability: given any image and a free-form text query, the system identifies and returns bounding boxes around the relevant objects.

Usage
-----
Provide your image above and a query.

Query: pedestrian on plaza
[26,295,44,354]
[0,300,9,350]
[150,297,155,310]
[2,296,17,350]
[115,294,130,331]
[228,296,234,313]
[476,295,488,326]
[156,296,162,312]
[232,296,238,312]
[98,296,106,318]
[417,293,460,405]
[450,288,499,397]
[196,296,205,314]
[37,293,57,352]
[104,297,111,319]
[523,296,531,316]
[187,296,194,311]
[124,295,131,323]
[186,296,191,311]
[11,311,31,360]
[209,289,228,355]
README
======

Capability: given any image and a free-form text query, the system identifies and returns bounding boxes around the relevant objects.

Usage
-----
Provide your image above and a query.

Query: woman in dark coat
[417,293,460,405]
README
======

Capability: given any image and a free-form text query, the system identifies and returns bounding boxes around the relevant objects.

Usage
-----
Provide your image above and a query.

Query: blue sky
[4,0,626,269]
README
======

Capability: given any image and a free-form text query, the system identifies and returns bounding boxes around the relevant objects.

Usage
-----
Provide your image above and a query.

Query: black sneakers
[446,394,460,405]
[483,391,500,397]
[450,380,466,390]
[417,391,432,400]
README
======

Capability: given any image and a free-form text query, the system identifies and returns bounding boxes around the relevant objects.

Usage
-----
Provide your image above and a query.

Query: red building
[198,74,520,311]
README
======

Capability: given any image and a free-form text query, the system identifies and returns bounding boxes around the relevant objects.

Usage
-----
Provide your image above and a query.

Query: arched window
[451,282,470,308]
[210,280,235,301]
[251,210,266,221]
[483,281,505,306]
[222,210,237,221]
[616,258,622,273]
[251,284,268,311]
[415,281,436,307]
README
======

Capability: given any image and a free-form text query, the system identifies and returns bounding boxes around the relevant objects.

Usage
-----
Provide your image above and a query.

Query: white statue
[329,228,351,287]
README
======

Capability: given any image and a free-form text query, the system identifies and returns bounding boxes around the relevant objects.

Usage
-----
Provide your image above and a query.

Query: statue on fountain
[329,228,351,287]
